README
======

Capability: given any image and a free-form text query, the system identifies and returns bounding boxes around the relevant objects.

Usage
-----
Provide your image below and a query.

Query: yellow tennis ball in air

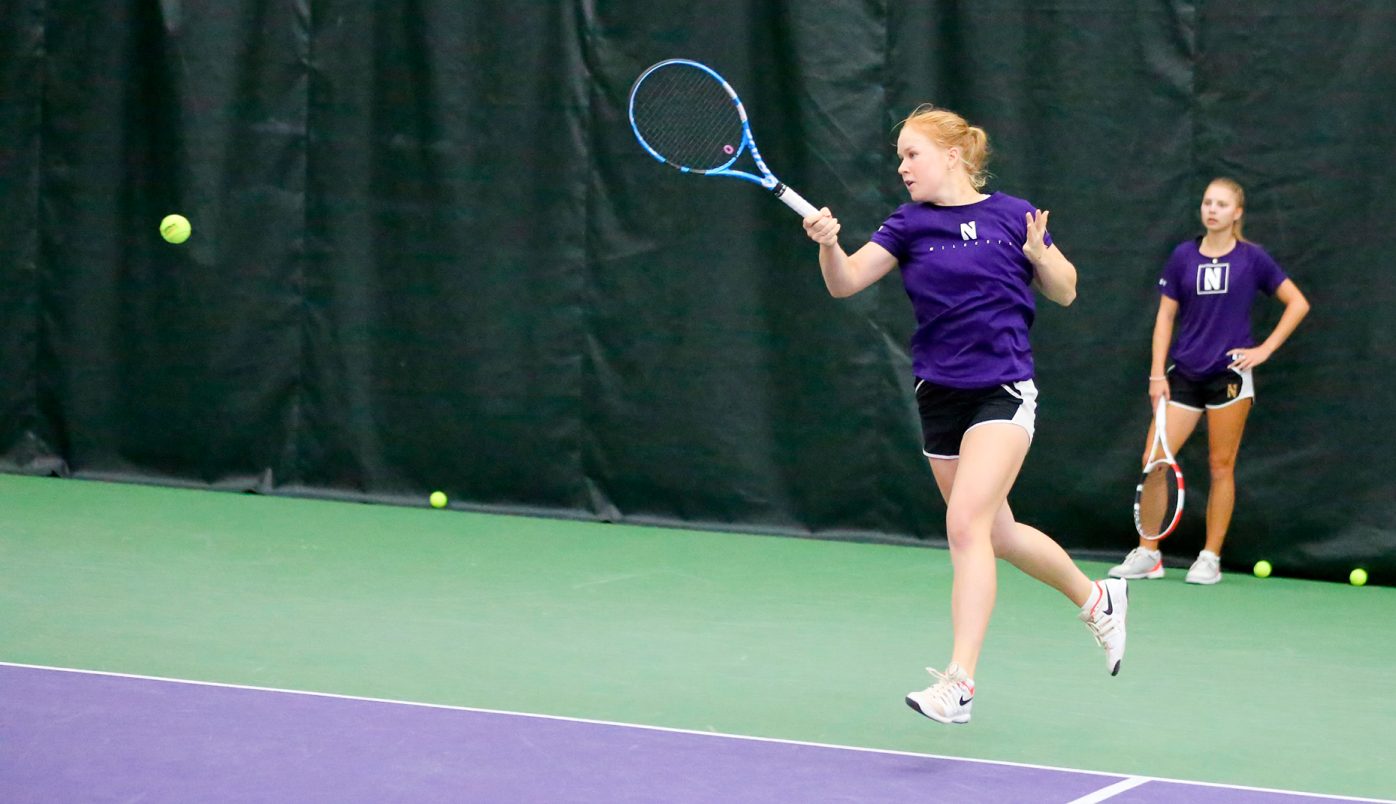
[160,214,191,244]
[1253,560,1271,578]
[1350,568,1368,587]
[429,491,447,509]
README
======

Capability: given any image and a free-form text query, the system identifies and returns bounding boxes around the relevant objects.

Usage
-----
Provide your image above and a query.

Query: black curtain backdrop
[2,0,1393,583]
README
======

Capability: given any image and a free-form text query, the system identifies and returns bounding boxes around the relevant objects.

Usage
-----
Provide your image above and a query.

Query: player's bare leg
[1186,399,1252,583]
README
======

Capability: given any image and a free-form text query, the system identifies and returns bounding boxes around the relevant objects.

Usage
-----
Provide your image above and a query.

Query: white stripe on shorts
[1008,379,1038,439]
[964,379,1038,441]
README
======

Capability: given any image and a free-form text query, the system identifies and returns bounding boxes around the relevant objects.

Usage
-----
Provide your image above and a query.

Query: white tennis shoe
[1186,550,1222,584]
[1080,578,1128,676]
[905,663,974,724]
[1108,547,1165,579]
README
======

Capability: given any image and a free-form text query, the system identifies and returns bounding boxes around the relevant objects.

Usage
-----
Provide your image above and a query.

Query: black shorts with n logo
[1166,366,1255,411]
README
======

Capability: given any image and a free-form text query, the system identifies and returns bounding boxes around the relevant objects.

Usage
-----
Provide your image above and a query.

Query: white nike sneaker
[1108,547,1165,579]
[905,663,975,724]
[1079,578,1128,676]
[1185,550,1222,584]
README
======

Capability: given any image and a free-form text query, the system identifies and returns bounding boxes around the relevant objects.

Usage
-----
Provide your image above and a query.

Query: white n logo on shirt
[1197,263,1230,295]
[960,221,977,241]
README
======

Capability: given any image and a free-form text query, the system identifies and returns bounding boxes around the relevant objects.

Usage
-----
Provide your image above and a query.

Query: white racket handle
[1153,397,1176,462]
[773,183,818,218]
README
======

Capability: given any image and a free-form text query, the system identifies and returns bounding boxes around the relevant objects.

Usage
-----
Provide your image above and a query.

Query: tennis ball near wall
[160,214,191,244]
[1350,568,1368,587]
[430,491,448,509]
[1253,560,1271,578]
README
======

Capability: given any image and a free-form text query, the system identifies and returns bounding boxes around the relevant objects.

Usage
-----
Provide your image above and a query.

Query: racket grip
[773,183,819,219]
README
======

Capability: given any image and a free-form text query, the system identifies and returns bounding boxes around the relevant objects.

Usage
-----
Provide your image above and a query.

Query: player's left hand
[1228,345,1272,371]
[1023,209,1050,264]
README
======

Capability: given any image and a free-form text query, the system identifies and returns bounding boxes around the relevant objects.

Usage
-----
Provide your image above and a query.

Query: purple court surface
[1,663,1389,804]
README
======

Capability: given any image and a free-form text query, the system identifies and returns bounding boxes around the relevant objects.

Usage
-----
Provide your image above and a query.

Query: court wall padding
[2,1,1393,582]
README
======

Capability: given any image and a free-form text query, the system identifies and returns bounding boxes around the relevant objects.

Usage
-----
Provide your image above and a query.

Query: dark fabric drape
[3,0,1393,583]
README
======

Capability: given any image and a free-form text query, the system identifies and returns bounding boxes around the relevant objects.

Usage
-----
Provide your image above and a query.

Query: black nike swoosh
[1103,588,1114,616]
[959,696,972,706]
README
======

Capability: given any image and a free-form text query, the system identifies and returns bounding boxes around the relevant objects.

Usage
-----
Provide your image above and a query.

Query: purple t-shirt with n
[869,192,1048,389]
[1158,239,1288,379]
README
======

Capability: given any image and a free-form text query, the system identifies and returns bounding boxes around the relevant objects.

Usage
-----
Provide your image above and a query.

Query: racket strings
[633,65,744,171]
[638,73,736,167]
[1137,464,1179,538]
[643,72,735,164]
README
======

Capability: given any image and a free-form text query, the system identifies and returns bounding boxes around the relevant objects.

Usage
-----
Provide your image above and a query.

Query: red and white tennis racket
[1134,399,1185,540]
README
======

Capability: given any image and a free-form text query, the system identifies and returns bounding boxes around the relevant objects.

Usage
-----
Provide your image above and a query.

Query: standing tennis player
[1110,178,1310,584]
[802,105,1127,725]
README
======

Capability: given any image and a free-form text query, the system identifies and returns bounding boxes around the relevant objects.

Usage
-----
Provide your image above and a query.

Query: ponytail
[903,104,992,189]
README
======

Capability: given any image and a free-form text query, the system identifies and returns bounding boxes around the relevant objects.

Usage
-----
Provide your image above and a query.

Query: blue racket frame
[628,59,817,217]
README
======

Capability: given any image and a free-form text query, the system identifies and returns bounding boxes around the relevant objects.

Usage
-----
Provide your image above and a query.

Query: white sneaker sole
[1109,565,1165,580]
[1185,573,1222,585]
[905,695,971,724]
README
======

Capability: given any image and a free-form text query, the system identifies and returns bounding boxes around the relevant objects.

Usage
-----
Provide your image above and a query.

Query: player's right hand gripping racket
[1134,399,1185,540]
[628,59,819,218]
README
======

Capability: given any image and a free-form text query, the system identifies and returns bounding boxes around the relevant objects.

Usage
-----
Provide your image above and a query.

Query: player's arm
[1022,210,1076,306]
[802,208,898,298]
[1228,279,1310,371]
[1149,295,1179,407]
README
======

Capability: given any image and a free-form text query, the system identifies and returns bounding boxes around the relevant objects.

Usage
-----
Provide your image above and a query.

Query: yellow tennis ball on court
[1253,560,1271,578]
[160,214,191,243]
[429,491,447,509]
[1350,568,1367,587]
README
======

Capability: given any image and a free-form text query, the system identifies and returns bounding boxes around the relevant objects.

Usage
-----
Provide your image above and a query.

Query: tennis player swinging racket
[629,62,1130,726]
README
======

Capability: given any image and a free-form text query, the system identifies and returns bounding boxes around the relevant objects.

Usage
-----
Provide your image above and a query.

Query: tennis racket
[628,59,819,218]
[1134,398,1185,540]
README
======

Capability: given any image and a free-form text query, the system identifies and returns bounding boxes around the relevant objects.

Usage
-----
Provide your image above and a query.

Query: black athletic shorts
[915,377,1039,459]
[1166,366,1254,410]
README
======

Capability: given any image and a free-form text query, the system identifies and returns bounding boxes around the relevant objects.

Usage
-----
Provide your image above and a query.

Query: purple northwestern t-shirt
[869,192,1049,388]
[1158,239,1288,379]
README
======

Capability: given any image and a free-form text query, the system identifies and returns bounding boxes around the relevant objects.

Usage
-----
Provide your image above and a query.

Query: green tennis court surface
[2,474,1392,799]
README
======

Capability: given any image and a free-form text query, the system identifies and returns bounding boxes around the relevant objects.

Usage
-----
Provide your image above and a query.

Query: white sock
[1081,580,1106,616]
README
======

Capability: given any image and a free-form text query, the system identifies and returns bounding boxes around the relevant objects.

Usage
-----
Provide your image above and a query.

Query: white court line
[1066,776,1151,803]
[2,661,1392,804]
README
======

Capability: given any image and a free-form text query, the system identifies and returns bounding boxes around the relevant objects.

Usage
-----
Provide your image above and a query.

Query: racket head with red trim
[1133,399,1185,539]
[1134,458,1184,539]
